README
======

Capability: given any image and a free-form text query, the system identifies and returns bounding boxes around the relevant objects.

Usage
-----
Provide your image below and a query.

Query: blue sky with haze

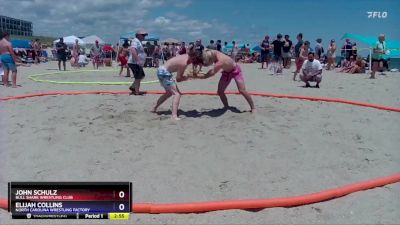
[1,0,398,51]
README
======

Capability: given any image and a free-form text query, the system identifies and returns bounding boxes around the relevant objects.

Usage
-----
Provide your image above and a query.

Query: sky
[1,0,399,51]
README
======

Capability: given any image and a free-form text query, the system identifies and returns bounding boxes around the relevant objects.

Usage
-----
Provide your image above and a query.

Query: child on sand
[189,48,256,113]
[151,54,193,120]
[118,42,130,77]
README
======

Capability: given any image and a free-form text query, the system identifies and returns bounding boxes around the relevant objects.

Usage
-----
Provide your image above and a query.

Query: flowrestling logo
[367,11,388,19]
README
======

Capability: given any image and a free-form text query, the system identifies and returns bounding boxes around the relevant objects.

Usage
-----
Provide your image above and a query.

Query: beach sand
[0,62,399,224]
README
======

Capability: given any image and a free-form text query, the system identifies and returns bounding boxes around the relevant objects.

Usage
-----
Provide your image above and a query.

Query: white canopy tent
[53,35,85,45]
[82,35,105,45]
[81,35,107,55]
[161,38,180,44]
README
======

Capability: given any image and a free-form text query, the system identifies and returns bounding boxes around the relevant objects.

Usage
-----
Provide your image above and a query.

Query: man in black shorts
[260,35,270,69]
[272,34,284,63]
[128,29,148,95]
[56,38,67,71]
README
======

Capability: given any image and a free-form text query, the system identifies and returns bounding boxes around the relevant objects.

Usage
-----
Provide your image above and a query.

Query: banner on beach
[11,40,32,49]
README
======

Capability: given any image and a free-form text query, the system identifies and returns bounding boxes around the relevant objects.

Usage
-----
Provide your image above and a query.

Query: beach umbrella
[161,38,180,44]
[102,45,113,52]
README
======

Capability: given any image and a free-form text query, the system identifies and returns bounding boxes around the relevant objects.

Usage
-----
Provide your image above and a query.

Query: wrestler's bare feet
[172,116,181,121]
[251,108,256,113]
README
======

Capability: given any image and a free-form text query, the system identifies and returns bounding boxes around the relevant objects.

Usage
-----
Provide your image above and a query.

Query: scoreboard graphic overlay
[8,182,132,220]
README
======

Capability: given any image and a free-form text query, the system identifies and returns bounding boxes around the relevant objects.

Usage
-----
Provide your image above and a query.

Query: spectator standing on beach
[282,35,293,69]
[326,39,337,70]
[113,43,119,61]
[271,34,284,74]
[351,42,358,58]
[222,41,228,54]
[294,33,304,72]
[0,32,21,87]
[195,39,204,52]
[342,38,353,60]
[315,38,324,60]
[170,43,177,57]
[370,34,386,79]
[300,52,323,88]
[178,42,186,55]
[72,39,80,68]
[128,29,148,95]
[143,41,153,68]
[260,35,270,69]
[32,39,40,64]
[231,41,239,62]
[38,40,43,62]
[293,41,310,81]
[153,41,161,68]
[162,43,170,60]
[207,40,217,50]
[216,40,222,51]
[90,40,102,69]
[175,43,180,56]
[56,37,67,71]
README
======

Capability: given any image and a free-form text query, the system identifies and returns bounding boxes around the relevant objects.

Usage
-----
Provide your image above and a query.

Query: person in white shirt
[300,52,323,88]
[78,52,89,67]
[128,29,148,95]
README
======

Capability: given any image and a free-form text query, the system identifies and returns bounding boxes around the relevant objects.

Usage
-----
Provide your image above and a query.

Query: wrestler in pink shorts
[219,64,245,88]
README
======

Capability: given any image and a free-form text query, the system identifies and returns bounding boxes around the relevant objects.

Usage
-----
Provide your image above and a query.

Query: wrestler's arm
[8,45,21,63]
[204,62,223,79]
[176,67,188,82]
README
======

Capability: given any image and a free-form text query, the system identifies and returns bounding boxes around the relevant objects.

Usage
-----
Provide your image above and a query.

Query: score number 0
[118,191,125,211]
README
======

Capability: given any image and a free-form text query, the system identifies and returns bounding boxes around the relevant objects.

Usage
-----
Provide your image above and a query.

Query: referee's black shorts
[128,64,145,80]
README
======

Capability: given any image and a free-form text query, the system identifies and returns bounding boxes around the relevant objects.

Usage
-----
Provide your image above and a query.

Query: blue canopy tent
[118,32,160,63]
[341,33,400,70]
[119,32,135,40]
[341,33,400,58]
[145,34,159,42]
[224,43,246,49]
[11,39,32,49]
[251,46,262,53]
